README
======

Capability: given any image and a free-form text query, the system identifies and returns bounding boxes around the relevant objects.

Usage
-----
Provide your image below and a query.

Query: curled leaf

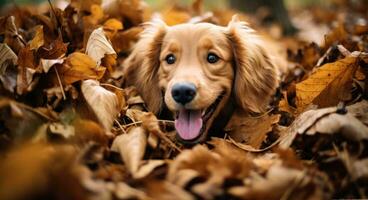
[111,126,147,176]
[86,27,116,66]
[0,44,18,92]
[81,79,120,130]
[60,52,105,84]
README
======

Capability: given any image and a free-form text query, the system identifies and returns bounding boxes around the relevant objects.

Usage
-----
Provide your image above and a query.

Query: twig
[47,0,63,37]
[122,120,175,128]
[114,119,127,134]
[249,107,274,119]
[53,67,66,100]
[100,83,124,91]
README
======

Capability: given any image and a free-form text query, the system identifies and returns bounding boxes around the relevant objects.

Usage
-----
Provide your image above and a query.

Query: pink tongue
[175,109,203,140]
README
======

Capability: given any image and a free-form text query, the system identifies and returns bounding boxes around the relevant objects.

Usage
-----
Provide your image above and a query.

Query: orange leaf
[59,52,105,85]
[29,25,44,50]
[296,56,358,112]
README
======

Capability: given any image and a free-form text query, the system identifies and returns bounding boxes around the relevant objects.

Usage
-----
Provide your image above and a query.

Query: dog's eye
[207,53,219,64]
[165,54,176,65]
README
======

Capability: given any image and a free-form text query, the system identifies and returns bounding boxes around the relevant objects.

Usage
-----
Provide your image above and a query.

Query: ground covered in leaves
[1,0,368,199]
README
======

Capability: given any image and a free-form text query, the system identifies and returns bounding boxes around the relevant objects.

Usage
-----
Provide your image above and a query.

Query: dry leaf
[49,122,75,139]
[82,4,104,29]
[29,25,44,50]
[146,180,195,200]
[279,101,368,148]
[0,43,18,67]
[40,58,64,73]
[0,143,83,200]
[114,182,149,199]
[1,16,25,53]
[161,7,191,26]
[37,39,68,59]
[111,26,143,53]
[60,52,105,84]
[86,27,116,66]
[225,111,280,148]
[103,18,123,38]
[16,67,37,95]
[111,126,147,176]
[0,44,18,93]
[229,165,328,200]
[296,56,358,112]
[81,79,120,130]
[102,0,145,25]
[134,160,166,179]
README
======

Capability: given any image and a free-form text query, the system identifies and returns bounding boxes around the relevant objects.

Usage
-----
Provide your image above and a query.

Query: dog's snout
[171,83,196,105]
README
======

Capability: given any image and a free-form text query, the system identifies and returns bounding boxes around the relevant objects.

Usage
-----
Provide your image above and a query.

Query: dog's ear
[227,16,279,113]
[123,18,167,114]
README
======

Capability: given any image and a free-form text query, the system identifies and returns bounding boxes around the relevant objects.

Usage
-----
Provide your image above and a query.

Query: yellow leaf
[103,18,123,38]
[296,56,358,112]
[161,7,191,26]
[82,4,104,29]
[29,25,44,50]
[60,52,105,84]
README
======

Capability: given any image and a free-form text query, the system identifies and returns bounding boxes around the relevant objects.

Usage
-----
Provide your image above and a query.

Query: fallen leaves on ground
[0,0,368,199]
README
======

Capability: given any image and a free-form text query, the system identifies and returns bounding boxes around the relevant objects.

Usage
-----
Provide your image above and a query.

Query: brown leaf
[82,4,104,30]
[161,7,192,26]
[134,160,166,179]
[102,0,145,26]
[37,39,68,59]
[0,143,84,200]
[145,180,195,200]
[279,101,368,148]
[81,80,120,130]
[111,126,147,176]
[103,18,123,38]
[296,56,358,112]
[16,46,40,93]
[225,111,280,149]
[229,165,329,200]
[72,118,108,145]
[0,44,18,93]
[1,16,25,53]
[59,52,105,84]
[0,99,50,141]
[111,26,143,53]
[86,27,116,65]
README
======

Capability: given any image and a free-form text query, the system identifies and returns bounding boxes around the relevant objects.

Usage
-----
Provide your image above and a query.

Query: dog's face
[124,16,278,144]
[159,24,234,142]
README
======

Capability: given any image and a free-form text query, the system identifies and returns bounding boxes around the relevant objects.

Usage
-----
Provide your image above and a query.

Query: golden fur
[123,16,279,143]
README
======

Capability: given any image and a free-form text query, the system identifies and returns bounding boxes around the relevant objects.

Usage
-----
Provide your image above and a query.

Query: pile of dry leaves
[0,0,368,199]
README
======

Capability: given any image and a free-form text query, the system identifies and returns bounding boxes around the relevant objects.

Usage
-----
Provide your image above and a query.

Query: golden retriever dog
[123,16,279,144]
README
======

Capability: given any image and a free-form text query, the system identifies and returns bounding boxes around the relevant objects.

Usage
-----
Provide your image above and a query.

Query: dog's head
[124,16,278,144]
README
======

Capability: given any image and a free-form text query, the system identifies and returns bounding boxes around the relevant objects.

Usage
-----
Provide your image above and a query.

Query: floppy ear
[123,19,167,114]
[227,16,279,113]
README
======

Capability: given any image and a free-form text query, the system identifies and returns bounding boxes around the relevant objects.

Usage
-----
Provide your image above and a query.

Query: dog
[123,16,279,144]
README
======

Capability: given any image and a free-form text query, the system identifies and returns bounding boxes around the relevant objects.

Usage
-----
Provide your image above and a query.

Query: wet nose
[171,83,197,105]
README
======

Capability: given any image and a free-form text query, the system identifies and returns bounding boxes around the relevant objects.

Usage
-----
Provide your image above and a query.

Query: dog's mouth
[174,93,224,143]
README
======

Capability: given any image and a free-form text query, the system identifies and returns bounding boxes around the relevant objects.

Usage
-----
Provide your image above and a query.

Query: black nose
[171,83,196,105]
